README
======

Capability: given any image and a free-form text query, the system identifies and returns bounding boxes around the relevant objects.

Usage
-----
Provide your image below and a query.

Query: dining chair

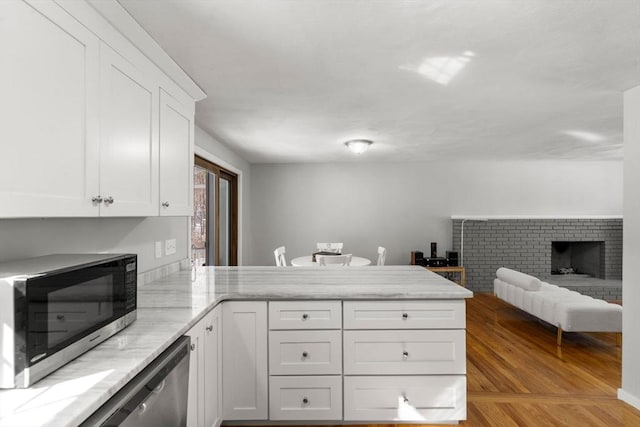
[316,242,344,253]
[377,246,387,266]
[316,254,352,266]
[274,246,287,267]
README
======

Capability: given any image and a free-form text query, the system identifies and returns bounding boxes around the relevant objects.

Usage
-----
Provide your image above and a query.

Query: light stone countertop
[0,265,472,427]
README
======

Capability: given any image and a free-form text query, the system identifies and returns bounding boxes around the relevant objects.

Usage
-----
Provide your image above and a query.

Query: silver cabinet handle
[403,351,409,359]
[402,313,409,320]
[206,325,213,332]
[402,394,409,403]
[162,201,170,208]
[103,196,114,205]
[302,313,309,320]
[92,195,103,204]
[190,343,196,351]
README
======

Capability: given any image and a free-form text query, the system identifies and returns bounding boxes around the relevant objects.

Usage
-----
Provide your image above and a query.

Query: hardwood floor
[233,293,640,426]
[461,292,637,426]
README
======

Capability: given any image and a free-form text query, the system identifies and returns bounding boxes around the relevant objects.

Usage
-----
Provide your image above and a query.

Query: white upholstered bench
[493,267,622,346]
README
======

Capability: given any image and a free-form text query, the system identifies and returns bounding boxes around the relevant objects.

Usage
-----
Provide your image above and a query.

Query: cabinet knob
[206,325,213,332]
[402,313,408,320]
[403,351,409,359]
[302,397,309,405]
[92,195,103,204]
[302,351,308,358]
[103,196,114,205]
[190,343,196,351]
[162,201,170,208]
[402,394,409,404]
[302,313,309,320]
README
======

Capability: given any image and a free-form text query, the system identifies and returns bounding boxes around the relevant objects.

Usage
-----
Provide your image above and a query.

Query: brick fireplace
[451,218,622,298]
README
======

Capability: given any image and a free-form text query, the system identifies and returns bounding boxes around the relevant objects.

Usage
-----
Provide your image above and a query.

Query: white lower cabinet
[343,375,467,421]
[269,376,342,420]
[222,301,268,420]
[343,300,467,423]
[186,306,221,427]
[211,299,466,424]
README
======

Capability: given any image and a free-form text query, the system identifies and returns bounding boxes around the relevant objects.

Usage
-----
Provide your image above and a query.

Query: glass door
[192,156,238,266]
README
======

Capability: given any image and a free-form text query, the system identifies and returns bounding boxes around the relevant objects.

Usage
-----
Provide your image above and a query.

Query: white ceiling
[118,0,640,163]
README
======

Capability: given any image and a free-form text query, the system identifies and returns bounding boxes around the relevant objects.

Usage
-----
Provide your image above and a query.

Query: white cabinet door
[222,301,268,420]
[0,0,99,217]
[159,89,194,216]
[204,306,221,427]
[186,306,222,427]
[99,41,159,216]
[186,318,204,427]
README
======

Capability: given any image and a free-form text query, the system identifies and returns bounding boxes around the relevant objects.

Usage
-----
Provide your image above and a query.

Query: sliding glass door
[192,156,238,266]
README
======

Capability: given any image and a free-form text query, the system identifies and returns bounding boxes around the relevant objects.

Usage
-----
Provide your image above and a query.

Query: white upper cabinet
[0,0,201,218]
[98,42,159,216]
[159,89,194,216]
[0,0,100,217]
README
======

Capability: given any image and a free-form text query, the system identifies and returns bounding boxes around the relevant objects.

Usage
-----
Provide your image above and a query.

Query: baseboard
[618,388,640,410]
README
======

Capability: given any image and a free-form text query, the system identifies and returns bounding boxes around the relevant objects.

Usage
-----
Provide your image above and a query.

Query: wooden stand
[426,266,466,287]
[410,251,466,287]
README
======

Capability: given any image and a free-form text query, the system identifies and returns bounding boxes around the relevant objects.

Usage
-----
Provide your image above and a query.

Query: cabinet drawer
[343,375,466,422]
[343,330,465,375]
[269,376,342,420]
[269,330,342,375]
[269,301,342,330]
[343,300,465,329]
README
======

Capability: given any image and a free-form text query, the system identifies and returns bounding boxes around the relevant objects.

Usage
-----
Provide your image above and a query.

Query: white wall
[250,160,622,266]
[620,86,640,409]
[0,217,188,273]
[195,125,252,264]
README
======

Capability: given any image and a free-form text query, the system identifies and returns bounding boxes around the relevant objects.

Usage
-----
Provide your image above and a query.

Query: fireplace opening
[551,241,604,278]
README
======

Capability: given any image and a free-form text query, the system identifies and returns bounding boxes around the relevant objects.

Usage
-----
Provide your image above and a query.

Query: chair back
[316,254,352,266]
[274,246,287,267]
[377,246,387,266]
[316,242,344,253]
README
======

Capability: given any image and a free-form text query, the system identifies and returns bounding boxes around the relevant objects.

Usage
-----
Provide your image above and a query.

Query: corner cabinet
[0,0,197,218]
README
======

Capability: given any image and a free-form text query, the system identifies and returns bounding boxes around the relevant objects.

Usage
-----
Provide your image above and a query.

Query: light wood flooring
[234,293,640,426]
[461,292,636,426]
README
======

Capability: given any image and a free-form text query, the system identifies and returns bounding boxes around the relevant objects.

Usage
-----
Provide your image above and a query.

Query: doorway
[192,156,238,266]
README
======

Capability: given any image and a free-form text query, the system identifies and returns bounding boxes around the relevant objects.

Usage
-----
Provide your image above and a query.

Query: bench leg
[557,327,563,346]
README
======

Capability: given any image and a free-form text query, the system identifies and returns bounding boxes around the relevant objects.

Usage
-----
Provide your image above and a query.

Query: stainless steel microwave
[0,253,137,388]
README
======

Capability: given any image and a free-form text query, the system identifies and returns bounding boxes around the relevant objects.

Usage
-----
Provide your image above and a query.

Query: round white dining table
[290,255,372,267]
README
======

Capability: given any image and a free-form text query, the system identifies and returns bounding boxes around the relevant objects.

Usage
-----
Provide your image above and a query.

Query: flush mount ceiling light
[345,139,373,154]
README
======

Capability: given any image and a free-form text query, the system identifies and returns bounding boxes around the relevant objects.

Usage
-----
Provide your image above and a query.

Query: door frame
[193,147,242,265]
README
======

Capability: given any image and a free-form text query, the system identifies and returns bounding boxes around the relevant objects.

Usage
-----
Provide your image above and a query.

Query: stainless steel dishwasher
[81,336,190,427]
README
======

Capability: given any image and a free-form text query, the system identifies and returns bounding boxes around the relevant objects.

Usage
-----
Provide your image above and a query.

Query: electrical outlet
[155,241,163,258]
[165,238,177,256]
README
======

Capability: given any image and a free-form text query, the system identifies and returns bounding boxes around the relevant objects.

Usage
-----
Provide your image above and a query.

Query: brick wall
[451,218,623,297]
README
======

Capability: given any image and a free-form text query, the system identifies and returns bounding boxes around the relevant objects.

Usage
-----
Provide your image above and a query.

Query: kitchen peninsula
[0,266,472,427]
